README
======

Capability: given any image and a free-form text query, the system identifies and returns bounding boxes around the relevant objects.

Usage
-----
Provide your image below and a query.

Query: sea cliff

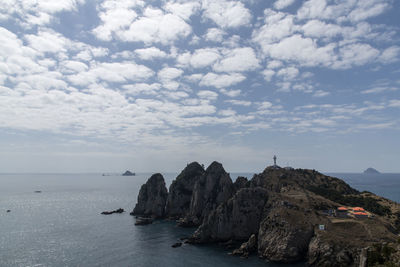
[132,162,400,266]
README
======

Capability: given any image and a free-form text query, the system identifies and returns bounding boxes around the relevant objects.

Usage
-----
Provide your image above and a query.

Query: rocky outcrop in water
[190,187,268,242]
[181,162,234,226]
[165,162,204,219]
[132,161,399,266]
[232,234,257,258]
[101,208,124,215]
[131,173,168,218]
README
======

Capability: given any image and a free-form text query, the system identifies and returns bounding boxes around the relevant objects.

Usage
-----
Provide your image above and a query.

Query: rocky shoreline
[131,161,400,266]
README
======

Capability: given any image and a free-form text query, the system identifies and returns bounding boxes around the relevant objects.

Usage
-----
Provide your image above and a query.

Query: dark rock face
[307,237,358,266]
[101,208,124,215]
[185,161,234,226]
[232,234,257,258]
[190,187,268,243]
[165,162,204,219]
[233,176,248,191]
[257,201,319,263]
[131,173,168,218]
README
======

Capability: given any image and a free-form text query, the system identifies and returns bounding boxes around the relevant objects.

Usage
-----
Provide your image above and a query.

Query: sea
[0,172,399,267]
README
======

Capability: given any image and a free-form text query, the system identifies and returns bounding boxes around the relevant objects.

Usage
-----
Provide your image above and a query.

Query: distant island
[122,170,135,176]
[363,167,380,174]
[131,160,400,266]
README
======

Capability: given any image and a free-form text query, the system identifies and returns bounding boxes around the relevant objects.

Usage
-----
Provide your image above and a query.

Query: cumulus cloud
[199,72,246,88]
[197,90,218,101]
[157,67,184,90]
[225,99,252,106]
[164,1,200,21]
[93,5,192,44]
[276,67,299,80]
[202,0,252,28]
[213,47,260,72]
[204,28,227,42]
[69,62,154,86]
[0,0,85,28]
[190,48,221,68]
[134,47,168,60]
[220,89,241,97]
[274,0,295,10]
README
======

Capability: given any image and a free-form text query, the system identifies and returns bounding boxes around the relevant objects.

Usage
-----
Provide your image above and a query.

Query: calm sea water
[0,172,398,267]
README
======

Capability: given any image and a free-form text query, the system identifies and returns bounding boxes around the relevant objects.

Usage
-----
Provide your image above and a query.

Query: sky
[0,0,399,173]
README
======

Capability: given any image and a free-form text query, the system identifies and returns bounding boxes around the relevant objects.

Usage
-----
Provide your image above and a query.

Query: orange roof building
[353,212,369,218]
[352,207,365,211]
[337,207,347,211]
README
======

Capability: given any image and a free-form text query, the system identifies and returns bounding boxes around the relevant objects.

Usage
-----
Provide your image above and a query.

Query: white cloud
[60,60,88,73]
[258,34,336,67]
[252,9,294,45]
[199,72,246,88]
[190,48,221,68]
[0,0,85,28]
[69,62,154,86]
[164,1,200,21]
[361,86,398,94]
[274,0,295,10]
[388,100,400,108]
[220,89,241,97]
[185,73,203,83]
[93,6,192,45]
[204,28,227,42]
[267,60,283,69]
[301,20,342,38]
[225,99,252,106]
[92,1,139,41]
[258,101,273,109]
[313,90,330,97]
[134,47,168,60]
[25,29,68,54]
[297,0,390,22]
[202,0,252,28]
[276,67,299,80]
[332,43,380,69]
[213,47,260,72]
[158,67,183,81]
[122,83,161,96]
[378,46,400,64]
[262,69,275,82]
[197,90,218,101]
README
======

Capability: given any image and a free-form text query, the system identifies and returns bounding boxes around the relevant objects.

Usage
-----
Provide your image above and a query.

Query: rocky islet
[131,161,400,266]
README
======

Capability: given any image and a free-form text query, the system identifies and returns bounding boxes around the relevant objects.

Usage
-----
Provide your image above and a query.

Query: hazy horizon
[1,0,399,173]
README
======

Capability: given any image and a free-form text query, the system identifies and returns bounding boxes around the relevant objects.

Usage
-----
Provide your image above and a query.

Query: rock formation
[132,161,400,266]
[131,173,168,218]
[363,167,380,174]
[101,208,124,215]
[165,162,204,219]
[122,170,135,176]
[190,187,268,242]
[232,234,257,258]
[183,161,234,226]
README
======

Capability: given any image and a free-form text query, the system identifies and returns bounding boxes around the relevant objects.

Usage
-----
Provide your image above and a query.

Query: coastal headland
[132,161,400,266]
